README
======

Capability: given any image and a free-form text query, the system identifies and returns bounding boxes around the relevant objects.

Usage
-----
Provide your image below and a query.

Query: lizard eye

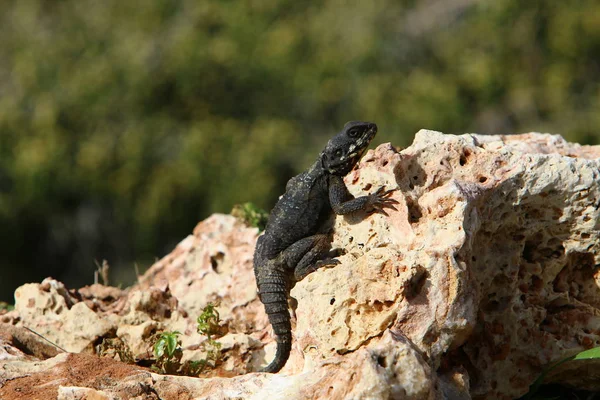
[347,128,360,138]
[334,149,343,157]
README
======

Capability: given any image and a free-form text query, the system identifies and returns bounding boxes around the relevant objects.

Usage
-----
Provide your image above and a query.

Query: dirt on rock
[0,352,155,400]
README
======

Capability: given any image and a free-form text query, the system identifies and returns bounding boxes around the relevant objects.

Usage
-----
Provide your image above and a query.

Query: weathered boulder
[2,130,600,400]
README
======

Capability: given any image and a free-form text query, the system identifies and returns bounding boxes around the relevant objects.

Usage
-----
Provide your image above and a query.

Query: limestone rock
[13,278,116,353]
[0,323,63,360]
[2,130,600,399]
[0,352,155,400]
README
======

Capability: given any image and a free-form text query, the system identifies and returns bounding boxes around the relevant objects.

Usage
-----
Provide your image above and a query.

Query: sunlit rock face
[3,131,600,400]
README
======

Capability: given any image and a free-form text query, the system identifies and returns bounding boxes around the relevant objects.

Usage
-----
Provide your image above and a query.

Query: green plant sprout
[523,346,600,399]
[195,303,223,373]
[152,331,183,375]
[231,202,269,231]
[149,304,225,376]
[197,303,221,339]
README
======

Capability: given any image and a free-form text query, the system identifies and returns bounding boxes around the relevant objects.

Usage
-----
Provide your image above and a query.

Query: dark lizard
[253,121,397,373]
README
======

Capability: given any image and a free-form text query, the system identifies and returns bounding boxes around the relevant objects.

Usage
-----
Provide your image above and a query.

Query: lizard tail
[258,277,292,373]
[260,333,292,373]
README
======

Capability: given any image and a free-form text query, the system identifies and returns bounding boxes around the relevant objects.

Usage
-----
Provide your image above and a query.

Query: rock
[13,278,117,353]
[0,323,63,360]
[77,283,128,313]
[57,386,114,400]
[0,352,155,400]
[116,320,160,359]
[2,130,600,399]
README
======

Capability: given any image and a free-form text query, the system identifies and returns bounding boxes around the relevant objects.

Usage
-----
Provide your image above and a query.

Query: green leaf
[153,339,165,359]
[154,331,181,360]
[572,347,600,360]
[524,346,600,399]
[166,332,180,357]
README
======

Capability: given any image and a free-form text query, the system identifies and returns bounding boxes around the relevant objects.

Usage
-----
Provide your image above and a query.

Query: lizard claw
[314,258,341,269]
[374,186,399,199]
[368,186,399,215]
[329,247,346,257]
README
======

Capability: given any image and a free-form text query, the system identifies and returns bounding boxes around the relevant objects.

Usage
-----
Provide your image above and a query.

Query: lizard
[253,121,397,373]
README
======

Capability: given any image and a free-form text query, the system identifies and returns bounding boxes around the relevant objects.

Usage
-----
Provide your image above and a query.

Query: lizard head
[320,121,378,175]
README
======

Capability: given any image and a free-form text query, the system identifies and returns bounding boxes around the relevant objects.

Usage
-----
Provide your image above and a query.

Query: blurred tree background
[1,0,600,301]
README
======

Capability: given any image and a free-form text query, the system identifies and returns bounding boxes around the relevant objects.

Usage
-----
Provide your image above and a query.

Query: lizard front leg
[328,174,398,215]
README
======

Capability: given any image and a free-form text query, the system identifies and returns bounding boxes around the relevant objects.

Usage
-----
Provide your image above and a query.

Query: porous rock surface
[2,130,600,400]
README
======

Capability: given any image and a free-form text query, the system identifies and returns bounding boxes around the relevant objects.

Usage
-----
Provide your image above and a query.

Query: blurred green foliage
[231,202,269,231]
[1,0,600,300]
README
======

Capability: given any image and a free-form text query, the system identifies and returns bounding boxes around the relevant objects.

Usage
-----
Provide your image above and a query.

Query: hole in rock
[210,251,225,272]
[522,241,536,263]
[406,198,422,224]
[330,298,336,305]
[478,176,488,183]
[376,355,388,368]
[405,268,428,299]
[459,149,471,166]
[531,275,543,291]
[482,299,500,313]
